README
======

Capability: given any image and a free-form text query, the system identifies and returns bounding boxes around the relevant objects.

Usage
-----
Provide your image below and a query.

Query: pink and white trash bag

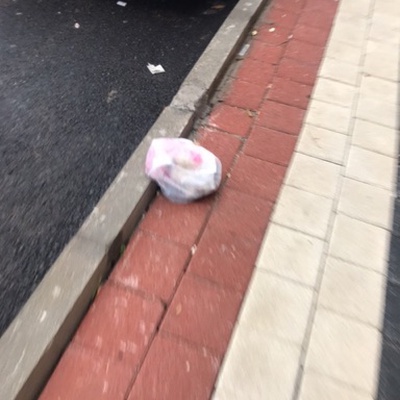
[145,138,222,203]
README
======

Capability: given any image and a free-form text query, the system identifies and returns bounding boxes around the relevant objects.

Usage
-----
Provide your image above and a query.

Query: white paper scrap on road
[74,22,80,29]
[147,63,165,75]
[117,1,127,6]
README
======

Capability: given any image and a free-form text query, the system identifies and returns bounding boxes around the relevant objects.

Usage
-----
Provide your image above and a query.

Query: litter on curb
[145,138,222,203]
[237,43,250,59]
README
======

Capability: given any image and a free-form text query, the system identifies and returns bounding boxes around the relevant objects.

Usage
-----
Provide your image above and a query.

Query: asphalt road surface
[0,0,238,336]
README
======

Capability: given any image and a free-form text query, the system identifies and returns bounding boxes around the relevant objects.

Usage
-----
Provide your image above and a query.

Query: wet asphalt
[0,0,237,336]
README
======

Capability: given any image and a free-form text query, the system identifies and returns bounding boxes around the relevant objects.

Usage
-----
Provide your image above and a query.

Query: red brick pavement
[39,0,339,398]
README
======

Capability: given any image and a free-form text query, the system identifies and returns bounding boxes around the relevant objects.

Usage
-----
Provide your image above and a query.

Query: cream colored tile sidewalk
[213,0,400,398]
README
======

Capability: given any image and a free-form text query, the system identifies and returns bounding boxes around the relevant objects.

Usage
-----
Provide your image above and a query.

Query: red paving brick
[161,275,243,355]
[110,231,190,303]
[73,283,163,365]
[140,194,212,246]
[255,25,294,46]
[127,335,220,400]
[285,39,324,64]
[39,345,133,400]
[208,103,254,136]
[267,76,312,109]
[208,187,273,243]
[256,100,305,135]
[293,24,331,47]
[247,41,285,64]
[244,125,297,166]
[263,6,300,30]
[189,227,259,292]
[227,154,286,202]
[277,57,319,85]
[298,9,336,30]
[224,78,267,110]
[275,0,306,14]
[235,58,275,86]
[305,0,338,15]
[196,126,242,178]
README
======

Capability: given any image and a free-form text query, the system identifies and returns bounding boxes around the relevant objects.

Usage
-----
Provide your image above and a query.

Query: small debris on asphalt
[147,63,165,74]
[237,43,250,59]
[74,22,80,29]
[117,1,127,6]
[212,3,226,10]
[203,2,226,15]
[107,89,118,104]
[251,30,258,36]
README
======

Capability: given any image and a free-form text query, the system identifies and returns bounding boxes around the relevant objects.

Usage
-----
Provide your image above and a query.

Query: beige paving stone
[318,257,386,327]
[359,75,398,105]
[329,214,390,273]
[286,153,341,198]
[306,100,352,134]
[312,77,355,108]
[355,97,399,129]
[369,12,400,44]
[272,186,333,239]
[305,309,381,394]
[363,40,399,82]
[338,177,394,229]
[330,18,367,47]
[297,124,347,165]
[338,0,372,17]
[324,39,362,65]
[299,371,374,400]
[238,270,313,344]
[374,0,400,18]
[346,146,396,190]
[352,119,398,158]
[318,57,359,86]
[257,223,324,286]
[213,329,300,400]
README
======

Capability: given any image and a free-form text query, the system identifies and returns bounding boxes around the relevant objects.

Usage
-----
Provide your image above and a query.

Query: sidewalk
[40,0,400,399]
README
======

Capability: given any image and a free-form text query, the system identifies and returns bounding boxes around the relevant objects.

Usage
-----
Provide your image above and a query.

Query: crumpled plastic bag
[145,138,222,203]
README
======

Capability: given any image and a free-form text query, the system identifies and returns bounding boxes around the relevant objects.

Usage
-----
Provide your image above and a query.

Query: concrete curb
[0,0,269,399]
